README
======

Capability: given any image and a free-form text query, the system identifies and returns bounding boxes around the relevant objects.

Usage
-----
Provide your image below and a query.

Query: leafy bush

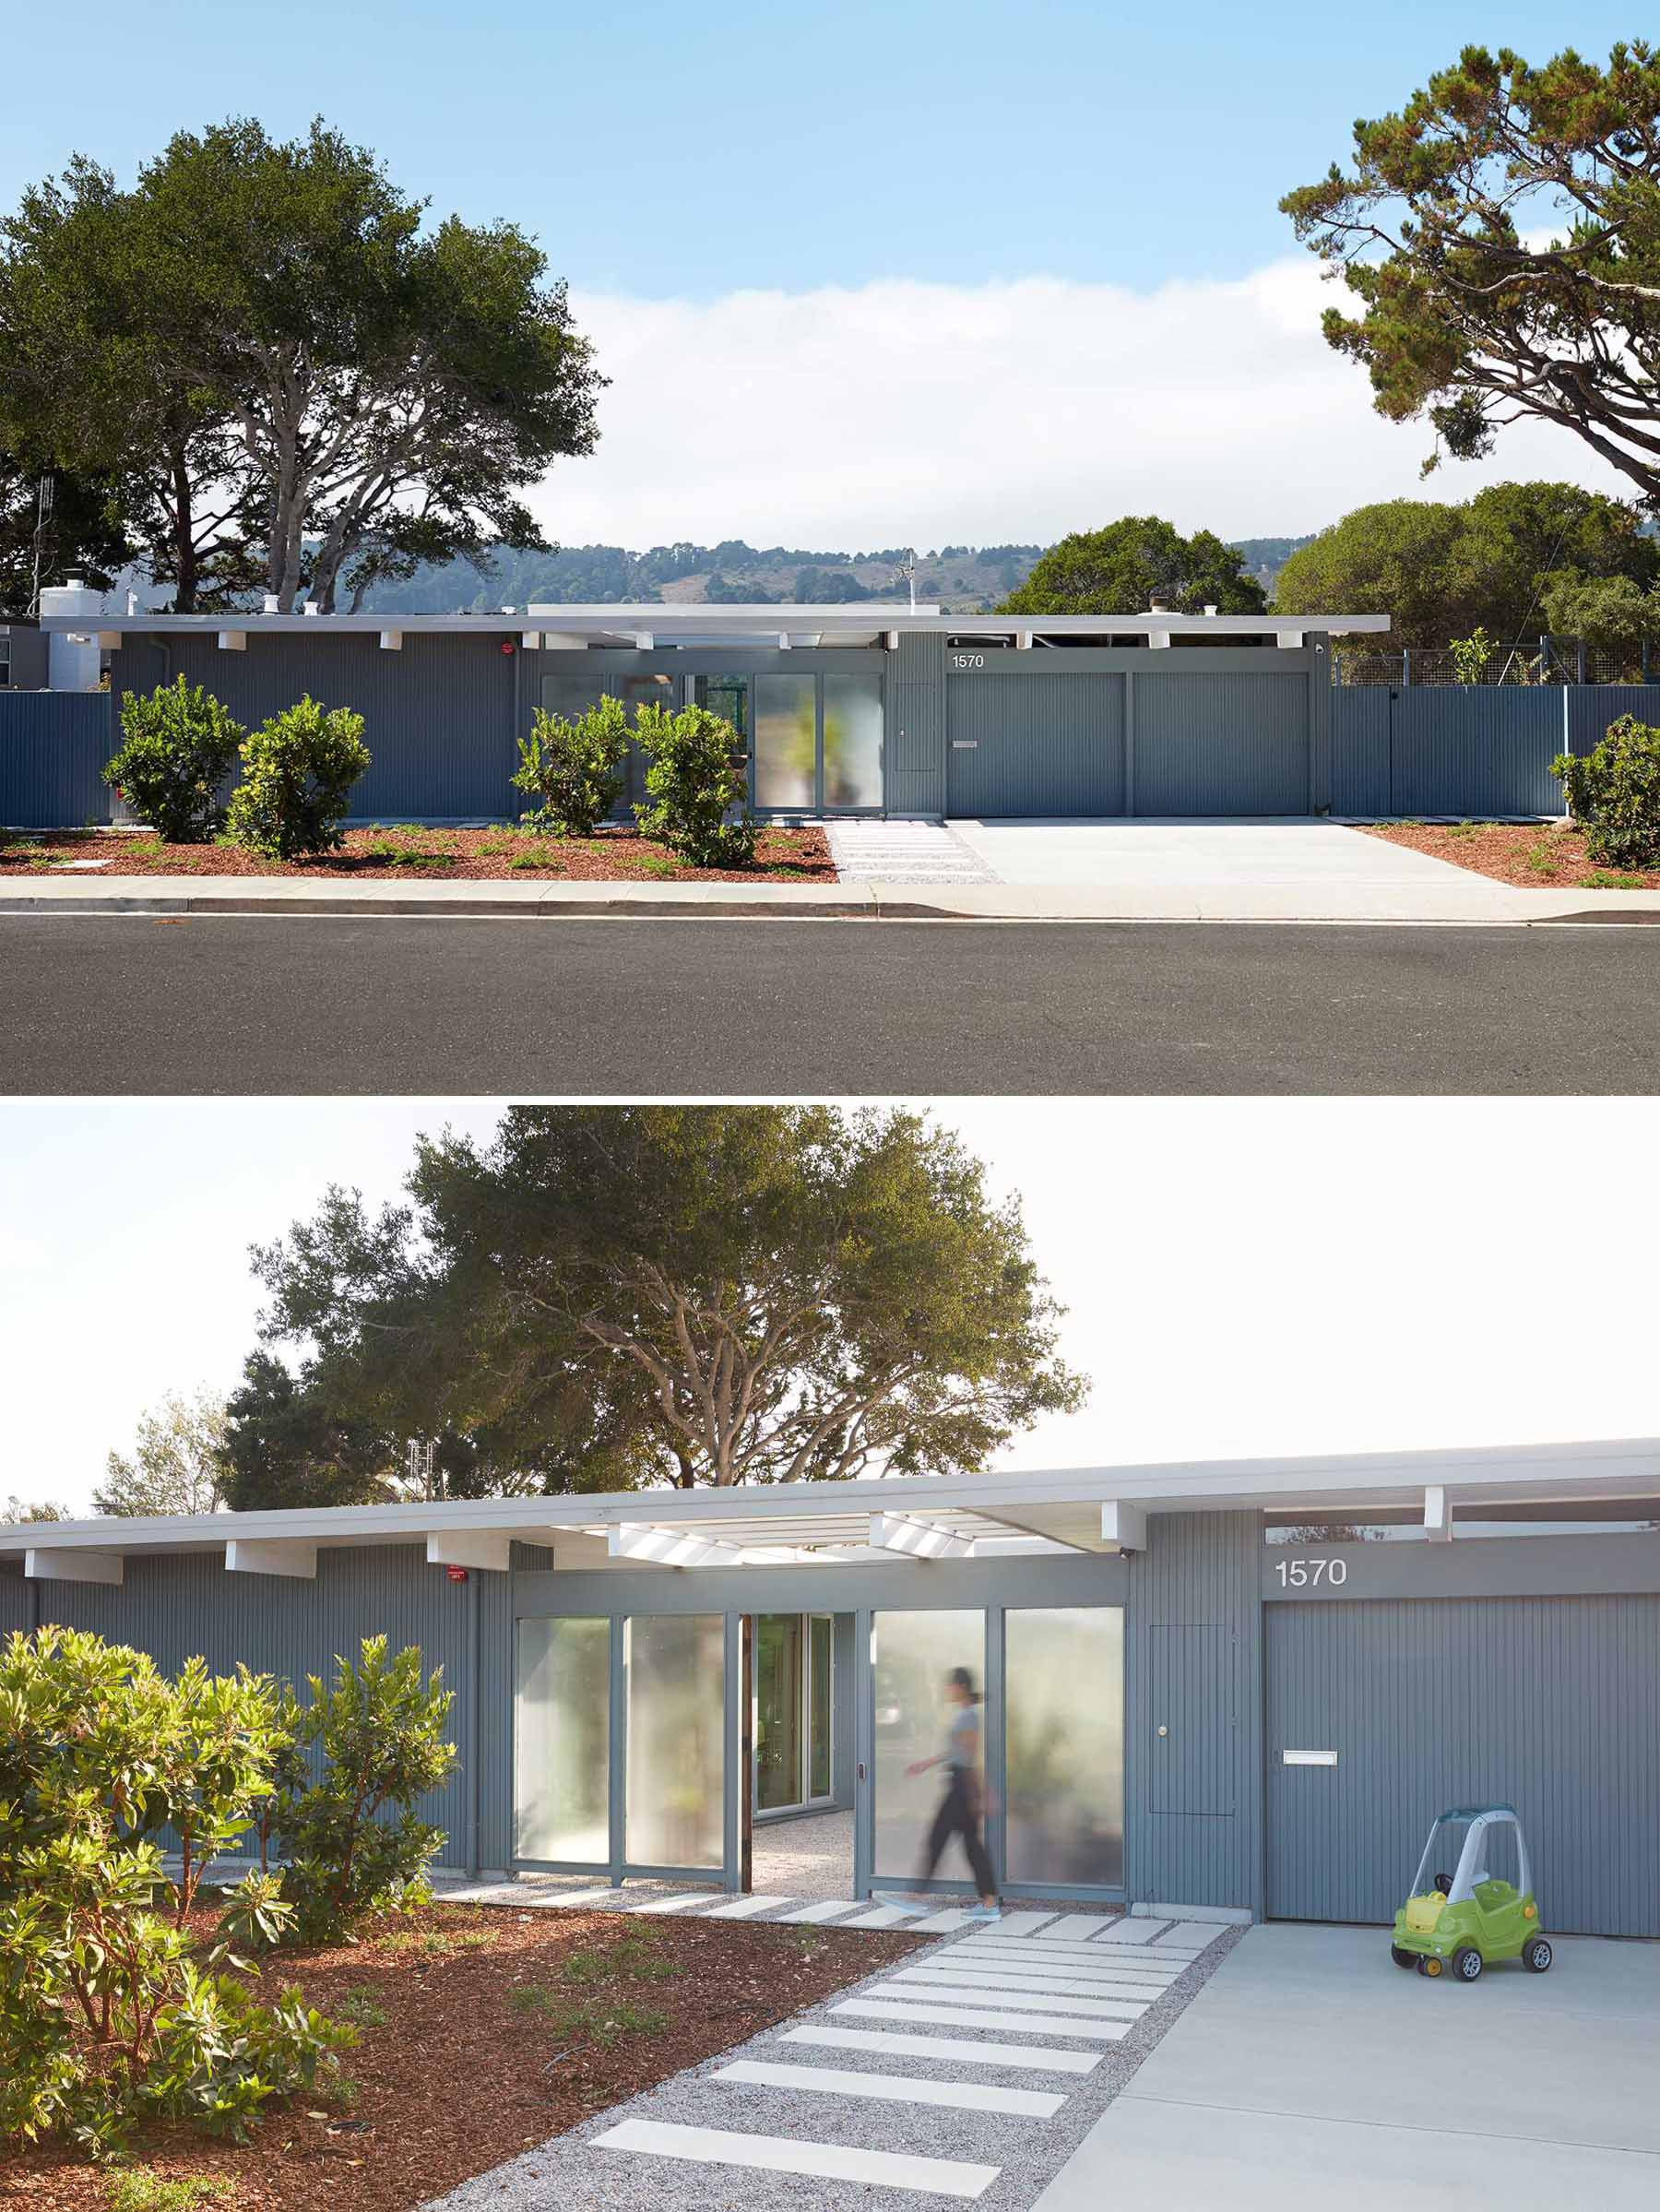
[102,677,244,843]
[633,700,756,867]
[1449,627,1495,687]
[270,1636,457,1944]
[224,696,370,859]
[0,1628,350,2156]
[1552,714,1660,868]
[513,695,630,835]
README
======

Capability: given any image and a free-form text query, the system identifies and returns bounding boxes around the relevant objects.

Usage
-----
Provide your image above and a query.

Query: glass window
[516,1616,611,1864]
[822,675,883,808]
[872,1610,986,1878]
[755,1613,804,1813]
[695,674,750,748]
[809,1615,833,1801]
[625,1613,725,1869]
[1004,1608,1124,1888]
[754,675,817,809]
[612,673,677,803]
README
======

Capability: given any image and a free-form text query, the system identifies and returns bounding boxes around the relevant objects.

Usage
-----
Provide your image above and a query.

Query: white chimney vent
[302,601,319,617]
[263,594,279,615]
[1204,603,1218,617]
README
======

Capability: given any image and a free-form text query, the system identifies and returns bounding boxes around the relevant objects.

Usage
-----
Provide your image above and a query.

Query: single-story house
[5,1435,1656,1933]
[36,590,1393,823]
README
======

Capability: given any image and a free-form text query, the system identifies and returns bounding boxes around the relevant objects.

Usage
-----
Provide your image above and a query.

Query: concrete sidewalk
[6,871,1660,924]
[1031,1921,1660,2210]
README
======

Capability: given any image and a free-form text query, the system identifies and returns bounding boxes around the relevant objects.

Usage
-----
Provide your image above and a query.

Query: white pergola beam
[1100,1503,1148,1553]
[1424,1486,1453,1543]
[609,1524,747,1569]
[217,630,246,652]
[631,630,655,650]
[225,1538,318,1579]
[379,629,403,651]
[868,1513,975,1560]
[426,1530,513,1574]
[519,630,541,650]
[25,1547,124,1585]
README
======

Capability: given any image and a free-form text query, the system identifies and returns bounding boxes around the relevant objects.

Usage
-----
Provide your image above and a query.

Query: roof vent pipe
[1148,591,1169,613]
[263,594,279,615]
[302,601,318,617]
[1204,603,1218,617]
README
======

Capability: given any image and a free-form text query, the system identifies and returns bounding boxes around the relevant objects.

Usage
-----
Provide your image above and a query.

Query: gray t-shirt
[947,1704,981,1773]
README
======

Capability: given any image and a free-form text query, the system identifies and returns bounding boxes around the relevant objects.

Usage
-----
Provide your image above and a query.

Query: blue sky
[6,5,1643,546]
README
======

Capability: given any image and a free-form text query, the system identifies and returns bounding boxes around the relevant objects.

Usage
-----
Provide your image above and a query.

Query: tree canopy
[95,1389,231,1518]
[999,517,1267,616]
[1273,481,1660,648]
[233,1105,1086,1507]
[1282,40,1660,502]
[0,450,129,614]
[0,119,603,612]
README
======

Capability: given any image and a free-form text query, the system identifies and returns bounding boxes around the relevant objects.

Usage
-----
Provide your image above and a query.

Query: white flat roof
[2,1437,1651,1574]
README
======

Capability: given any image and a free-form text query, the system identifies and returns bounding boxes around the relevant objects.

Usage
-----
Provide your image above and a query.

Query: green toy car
[1390,1803,1552,1982]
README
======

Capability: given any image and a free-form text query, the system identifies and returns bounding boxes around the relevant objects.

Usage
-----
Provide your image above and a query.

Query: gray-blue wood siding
[0,691,113,827]
[1265,1595,1660,1936]
[885,632,947,815]
[945,674,1126,816]
[1331,688,1571,816]
[1132,671,1310,816]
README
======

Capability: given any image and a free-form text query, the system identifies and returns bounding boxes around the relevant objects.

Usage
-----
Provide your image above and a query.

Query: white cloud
[539,261,1631,552]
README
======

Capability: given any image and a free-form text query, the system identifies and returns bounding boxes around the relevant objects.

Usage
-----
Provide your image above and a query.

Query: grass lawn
[1363,818,1660,890]
[0,824,835,885]
[0,1902,921,2212]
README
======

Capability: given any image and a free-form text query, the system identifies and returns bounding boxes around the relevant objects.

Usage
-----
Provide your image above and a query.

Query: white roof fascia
[39,608,1393,639]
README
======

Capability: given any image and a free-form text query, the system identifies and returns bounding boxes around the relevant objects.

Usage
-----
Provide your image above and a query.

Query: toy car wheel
[1417,1956,1441,1977]
[1452,1945,1483,1982]
[1523,1937,1553,1973]
[1390,1944,1417,1969]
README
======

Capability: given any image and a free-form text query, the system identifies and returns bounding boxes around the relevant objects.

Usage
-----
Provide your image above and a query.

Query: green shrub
[0,1627,349,2156]
[270,1637,457,1945]
[1449,628,1496,687]
[513,695,630,835]
[225,697,370,859]
[633,701,757,868]
[102,677,244,843]
[1552,714,1660,867]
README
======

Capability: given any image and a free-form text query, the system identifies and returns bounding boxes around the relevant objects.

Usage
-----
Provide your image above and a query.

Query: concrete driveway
[1033,1921,1660,2209]
[951,817,1504,897]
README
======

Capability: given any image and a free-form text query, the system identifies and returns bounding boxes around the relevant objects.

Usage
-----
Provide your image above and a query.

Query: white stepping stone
[781,2024,1102,2075]
[715,2058,1065,2118]
[593,2117,999,2199]
[982,1910,1059,1936]
[1041,1914,1120,1940]
[955,1944,1175,1976]
[879,1977,1147,2020]
[702,1894,795,1920]
[904,1966,1174,2002]
[773,1899,867,1925]
[525,1885,632,1909]
[836,1997,1129,2041]
[630,1892,723,1915]
[910,1909,979,1933]
[839,1903,921,1928]
[947,1953,1180,1986]
[1092,1918,1169,1944]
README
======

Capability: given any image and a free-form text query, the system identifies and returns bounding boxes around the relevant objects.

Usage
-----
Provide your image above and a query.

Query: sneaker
[968,1903,1002,1920]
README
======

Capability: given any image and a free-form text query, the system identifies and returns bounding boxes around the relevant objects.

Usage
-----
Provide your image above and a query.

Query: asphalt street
[2,915,1657,1095]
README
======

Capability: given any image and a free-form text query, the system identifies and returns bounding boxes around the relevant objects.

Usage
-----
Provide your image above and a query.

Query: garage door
[946,675,1125,817]
[1266,1596,1660,1937]
[945,669,1310,818]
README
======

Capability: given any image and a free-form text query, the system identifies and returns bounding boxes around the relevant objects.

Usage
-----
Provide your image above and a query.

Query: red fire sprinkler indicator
[445,1564,468,1584]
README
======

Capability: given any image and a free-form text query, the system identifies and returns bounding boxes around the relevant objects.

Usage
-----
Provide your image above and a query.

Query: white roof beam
[427,1530,514,1574]
[1100,1503,1148,1553]
[869,1512,975,1560]
[225,1538,318,1579]
[25,1547,124,1585]
[217,630,246,652]
[379,629,403,651]
[631,630,655,650]
[610,1523,747,1569]
[96,630,123,650]
[1424,1487,1454,1543]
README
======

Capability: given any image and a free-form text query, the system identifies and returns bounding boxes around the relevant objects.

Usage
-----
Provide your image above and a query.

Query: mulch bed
[1363,817,1660,890]
[0,1902,923,2212]
[0,824,836,885]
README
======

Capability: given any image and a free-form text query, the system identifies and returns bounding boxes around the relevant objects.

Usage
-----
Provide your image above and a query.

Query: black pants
[920,1769,996,1897]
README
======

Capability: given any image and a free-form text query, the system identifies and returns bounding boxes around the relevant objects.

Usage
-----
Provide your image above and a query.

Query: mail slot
[1282,1749,1338,1766]
[952,740,978,749]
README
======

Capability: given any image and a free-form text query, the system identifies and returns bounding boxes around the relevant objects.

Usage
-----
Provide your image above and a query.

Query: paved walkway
[423,1909,1233,2210]
[825,821,997,885]
[1031,1921,1660,2211]
[753,1808,856,1900]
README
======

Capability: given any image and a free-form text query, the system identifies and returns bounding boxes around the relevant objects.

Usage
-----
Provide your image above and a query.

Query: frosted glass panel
[755,676,817,808]
[822,676,883,808]
[872,1611,986,1877]
[1005,1608,1125,1887]
[516,1616,611,1863]
[625,1613,725,1869]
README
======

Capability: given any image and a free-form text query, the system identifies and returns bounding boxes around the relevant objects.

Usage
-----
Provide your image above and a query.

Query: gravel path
[422,1919,1243,2211]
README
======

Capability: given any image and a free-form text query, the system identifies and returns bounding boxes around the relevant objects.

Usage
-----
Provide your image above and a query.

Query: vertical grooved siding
[1127,1514,1263,1912]
[886,633,947,815]
[1331,689,1571,815]
[0,1565,29,1635]
[1132,672,1310,815]
[0,692,114,827]
[946,675,1126,815]
[1265,1595,1660,1935]
[1565,686,1660,757]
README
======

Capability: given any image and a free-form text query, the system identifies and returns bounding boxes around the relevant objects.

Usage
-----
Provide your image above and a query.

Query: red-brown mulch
[0,824,836,884]
[0,1902,923,2212]
[1363,817,1660,890]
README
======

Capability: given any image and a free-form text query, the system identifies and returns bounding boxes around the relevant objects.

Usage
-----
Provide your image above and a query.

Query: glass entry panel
[823,675,883,808]
[516,1616,611,1863]
[754,676,817,808]
[872,1611,986,1878]
[539,672,606,719]
[612,672,677,803]
[1004,1608,1125,1887]
[809,1614,833,1801]
[625,1613,725,1869]
[755,1614,804,1813]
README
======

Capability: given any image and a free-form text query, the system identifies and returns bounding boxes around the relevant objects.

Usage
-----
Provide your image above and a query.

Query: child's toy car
[1390,1803,1551,1982]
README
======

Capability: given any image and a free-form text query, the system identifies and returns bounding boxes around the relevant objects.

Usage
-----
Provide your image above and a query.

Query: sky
[1,1,1644,550]
[4,1098,1654,1513]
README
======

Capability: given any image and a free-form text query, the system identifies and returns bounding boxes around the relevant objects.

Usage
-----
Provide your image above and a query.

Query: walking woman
[907,1665,1000,1917]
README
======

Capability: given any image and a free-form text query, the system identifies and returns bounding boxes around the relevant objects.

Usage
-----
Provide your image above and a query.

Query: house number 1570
[1275,1557,1347,1588]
